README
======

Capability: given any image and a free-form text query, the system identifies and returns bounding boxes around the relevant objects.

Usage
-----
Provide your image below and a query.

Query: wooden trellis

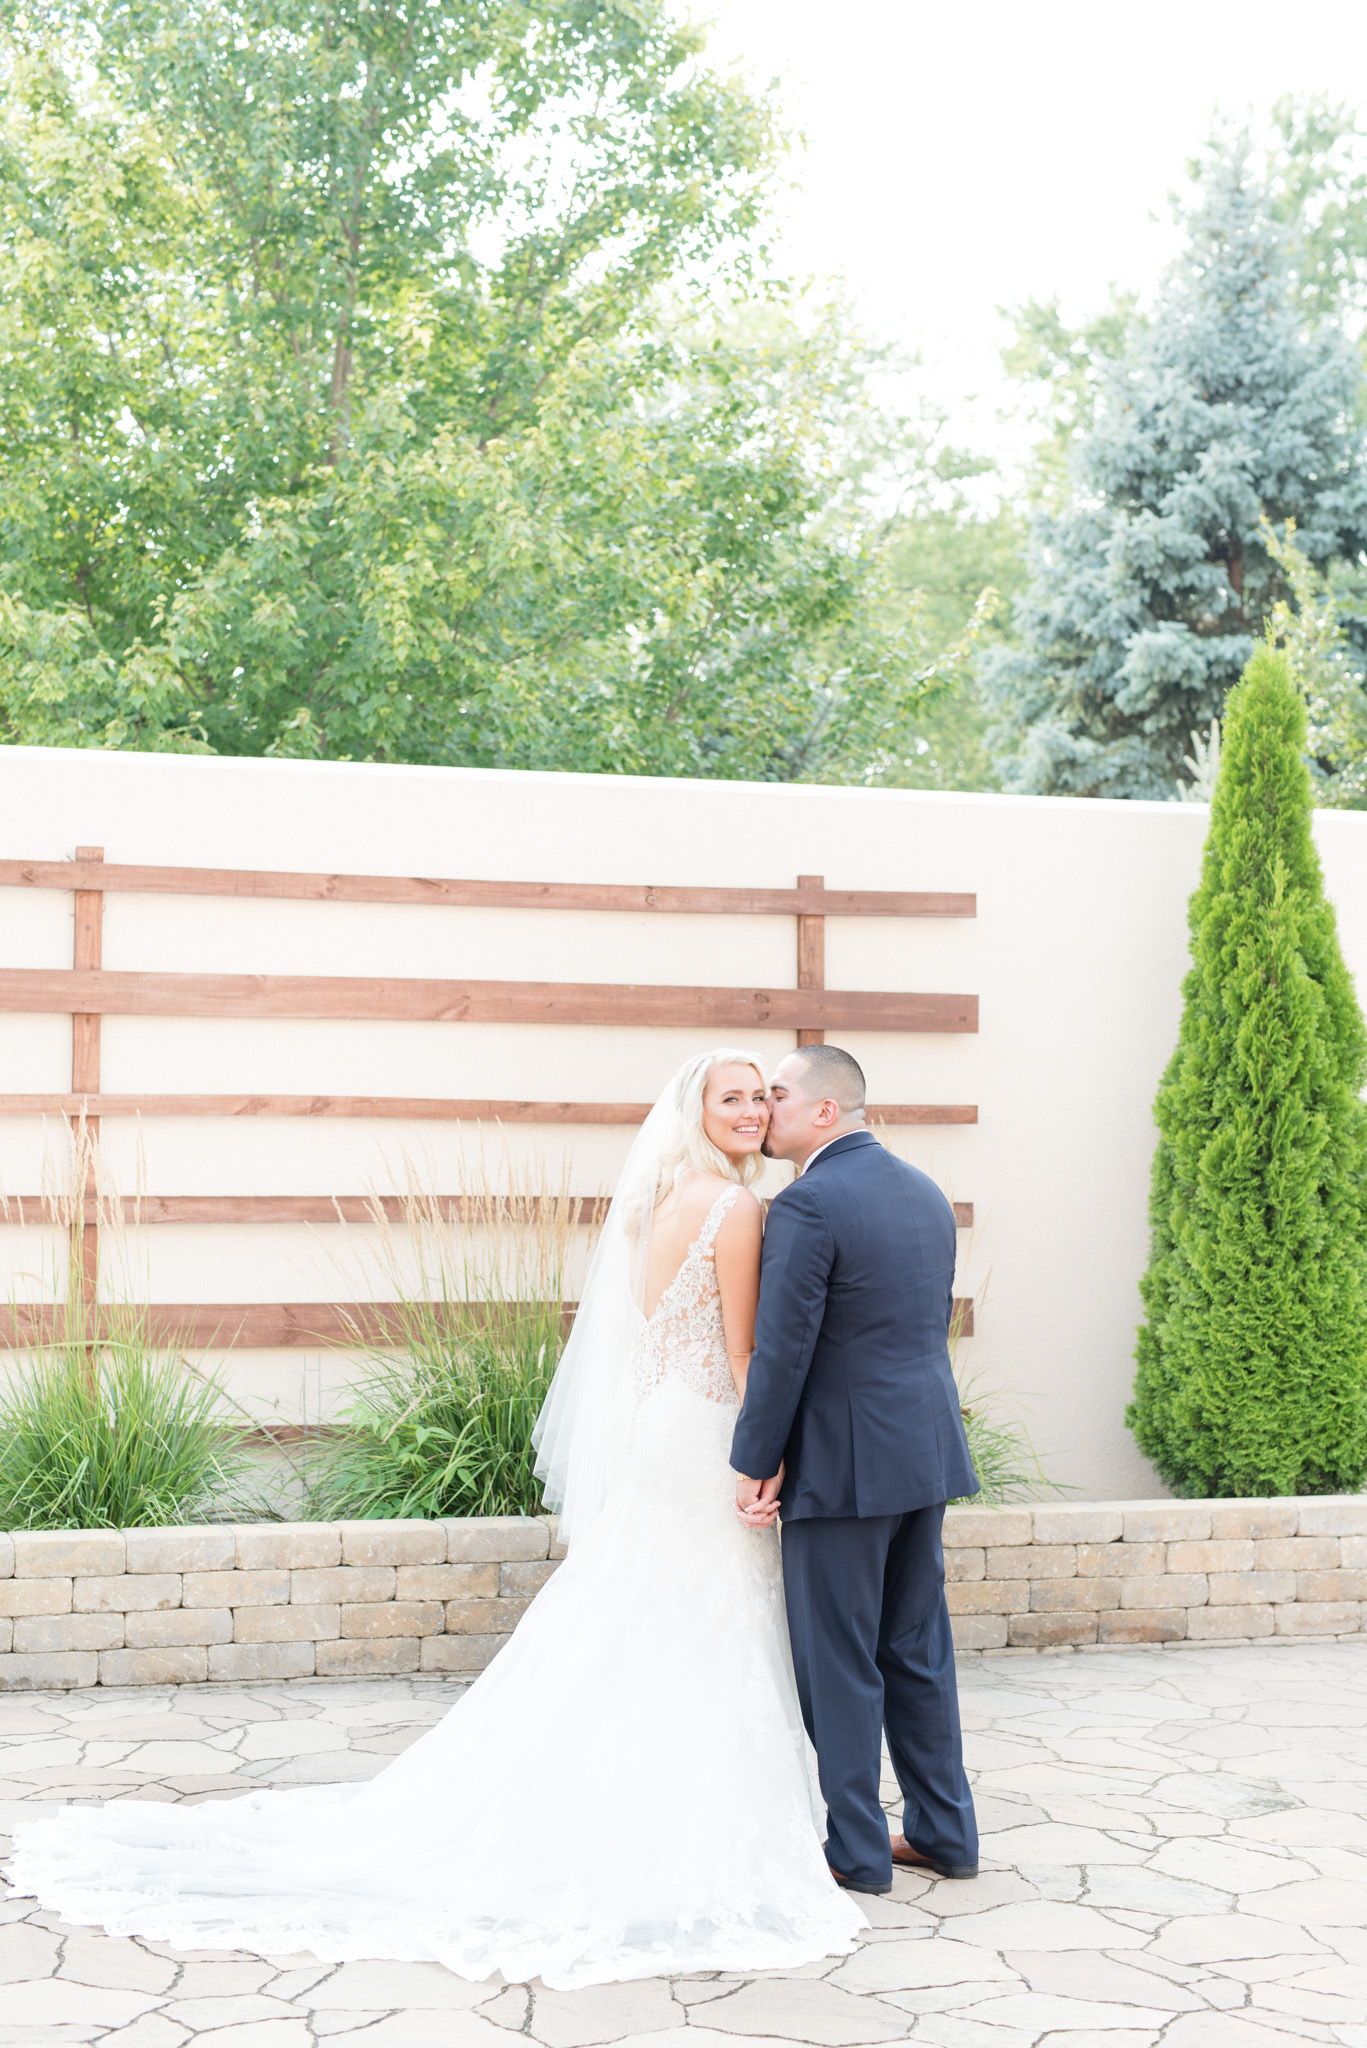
[0,851,979,1345]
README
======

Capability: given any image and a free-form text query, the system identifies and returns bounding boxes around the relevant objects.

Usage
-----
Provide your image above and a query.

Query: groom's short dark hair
[792,1043,866,1113]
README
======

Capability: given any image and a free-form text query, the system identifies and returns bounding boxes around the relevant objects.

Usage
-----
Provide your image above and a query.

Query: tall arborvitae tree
[985,142,1367,799]
[1128,643,1367,1496]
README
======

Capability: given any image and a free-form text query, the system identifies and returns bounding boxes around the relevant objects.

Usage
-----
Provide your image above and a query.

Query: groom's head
[762,1044,867,1168]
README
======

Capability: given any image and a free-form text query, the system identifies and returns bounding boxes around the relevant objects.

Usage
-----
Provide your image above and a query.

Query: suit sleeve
[729,1183,834,1481]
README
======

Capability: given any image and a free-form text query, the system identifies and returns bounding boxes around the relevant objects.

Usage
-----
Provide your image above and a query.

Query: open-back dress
[12,1185,864,1989]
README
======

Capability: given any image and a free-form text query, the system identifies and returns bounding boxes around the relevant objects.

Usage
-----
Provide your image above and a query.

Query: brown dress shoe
[822,1844,891,1896]
[826,1863,892,1896]
[890,1831,978,1880]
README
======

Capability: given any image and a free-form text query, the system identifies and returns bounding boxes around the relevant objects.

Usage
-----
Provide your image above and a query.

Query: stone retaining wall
[944,1496,1367,1649]
[0,1516,564,1690]
[2,1497,1364,1687]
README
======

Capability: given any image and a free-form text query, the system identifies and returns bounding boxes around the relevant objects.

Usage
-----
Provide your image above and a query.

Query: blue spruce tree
[986,144,1367,798]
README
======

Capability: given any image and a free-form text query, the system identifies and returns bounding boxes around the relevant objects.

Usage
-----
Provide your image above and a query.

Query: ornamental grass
[0,1127,251,1529]
[307,1156,599,1520]
[0,1312,251,1531]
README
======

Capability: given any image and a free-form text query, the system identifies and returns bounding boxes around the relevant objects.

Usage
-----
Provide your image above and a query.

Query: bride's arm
[714,1189,763,1401]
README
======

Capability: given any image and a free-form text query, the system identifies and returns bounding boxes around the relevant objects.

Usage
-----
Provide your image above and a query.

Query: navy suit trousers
[781,1505,977,1887]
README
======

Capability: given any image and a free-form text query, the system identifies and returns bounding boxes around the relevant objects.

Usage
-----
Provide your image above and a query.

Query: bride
[11,1049,865,1989]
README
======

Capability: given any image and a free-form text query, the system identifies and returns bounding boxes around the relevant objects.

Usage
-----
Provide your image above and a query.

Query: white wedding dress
[11,1185,864,1988]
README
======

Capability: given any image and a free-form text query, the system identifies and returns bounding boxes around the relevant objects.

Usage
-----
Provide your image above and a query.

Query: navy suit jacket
[730,1129,978,1519]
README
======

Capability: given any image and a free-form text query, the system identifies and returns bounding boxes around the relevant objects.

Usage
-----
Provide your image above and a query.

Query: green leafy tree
[1262,522,1367,807]
[0,6,958,778]
[879,504,1023,792]
[1128,642,1367,1497]
[984,142,1367,799]
[999,289,1140,509]
[833,388,1023,795]
[1268,95,1367,321]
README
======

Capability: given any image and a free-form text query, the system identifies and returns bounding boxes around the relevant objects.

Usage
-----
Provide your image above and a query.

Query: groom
[731,1044,979,1894]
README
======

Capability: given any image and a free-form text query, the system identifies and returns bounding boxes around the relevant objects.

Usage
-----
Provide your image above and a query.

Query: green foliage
[0,6,957,782]
[849,395,1026,795]
[305,1164,583,1520]
[1128,643,1367,1496]
[308,1330,557,1521]
[1000,290,1141,508]
[951,1376,1052,1506]
[881,506,1025,792]
[1262,522,1367,808]
[0,1322,249,1529]
[1173,718,1222,804]
[1267,96,1367,321]
[985,141,1367,800]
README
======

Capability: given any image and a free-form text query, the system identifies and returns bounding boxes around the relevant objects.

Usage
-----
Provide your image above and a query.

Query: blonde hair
[654,1048,767,1207]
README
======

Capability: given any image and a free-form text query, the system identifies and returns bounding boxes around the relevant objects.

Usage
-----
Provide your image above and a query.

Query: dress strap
[695,1183,741,1257]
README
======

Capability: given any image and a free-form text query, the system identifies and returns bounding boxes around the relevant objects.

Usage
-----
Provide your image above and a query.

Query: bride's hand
[736,1463,783,1528]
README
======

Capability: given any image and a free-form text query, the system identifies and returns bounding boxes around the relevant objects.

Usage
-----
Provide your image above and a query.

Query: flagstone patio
[1,1638,1365,2047]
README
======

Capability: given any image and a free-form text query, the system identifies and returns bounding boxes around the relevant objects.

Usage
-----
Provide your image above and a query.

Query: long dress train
[10,1186,864,1989]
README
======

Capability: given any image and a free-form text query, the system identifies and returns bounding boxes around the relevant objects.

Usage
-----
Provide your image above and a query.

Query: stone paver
[0,1639,1365,2046]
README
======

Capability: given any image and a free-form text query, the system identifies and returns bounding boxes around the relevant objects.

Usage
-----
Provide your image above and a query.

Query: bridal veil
[532,1046,760,1545]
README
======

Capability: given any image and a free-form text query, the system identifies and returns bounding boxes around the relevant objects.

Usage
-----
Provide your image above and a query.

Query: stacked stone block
[1,1497,1363,1686]
[0,1516,564,1690]
[944,1497,1367,1649]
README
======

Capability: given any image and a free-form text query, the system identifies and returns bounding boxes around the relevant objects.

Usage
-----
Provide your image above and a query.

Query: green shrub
[307,1165,587,1520]
[0,1320,250,1529]
[1128,642,1367,1496]
[307,1329,558,1521]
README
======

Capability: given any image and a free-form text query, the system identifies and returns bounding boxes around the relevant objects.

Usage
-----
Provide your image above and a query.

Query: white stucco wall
[4,743,1366,1499]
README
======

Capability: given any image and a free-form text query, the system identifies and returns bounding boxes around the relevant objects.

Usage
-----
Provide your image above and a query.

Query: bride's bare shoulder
[670,1172,760,1223]
[713,1182,763,1232]
[695,1170,757,1201]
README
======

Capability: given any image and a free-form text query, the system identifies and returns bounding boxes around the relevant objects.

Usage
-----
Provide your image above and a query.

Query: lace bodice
[633,1184,741,1409]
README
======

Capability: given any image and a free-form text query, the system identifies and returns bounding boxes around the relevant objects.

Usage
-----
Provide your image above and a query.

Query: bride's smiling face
[701,1062,769,1164]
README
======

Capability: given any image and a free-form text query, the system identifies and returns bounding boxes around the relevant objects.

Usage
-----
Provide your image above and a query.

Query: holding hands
[735,1464,783,1529]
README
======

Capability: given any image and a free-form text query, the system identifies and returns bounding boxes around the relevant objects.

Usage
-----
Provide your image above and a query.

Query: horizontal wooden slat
[0,1094,653,1122]
[875,1104,978,1127]
[0,859,974,919]
[0,969,977,1033]
[0,1094,979,1124]
[0,1297,975,1347]
[2,1192,975,1228]
[0,1302,560,1348]
[0,1194,605,1226]
[243,1422,345,1447]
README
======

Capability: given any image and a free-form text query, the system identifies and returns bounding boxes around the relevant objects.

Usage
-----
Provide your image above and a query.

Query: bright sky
[705,0,1367,476]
